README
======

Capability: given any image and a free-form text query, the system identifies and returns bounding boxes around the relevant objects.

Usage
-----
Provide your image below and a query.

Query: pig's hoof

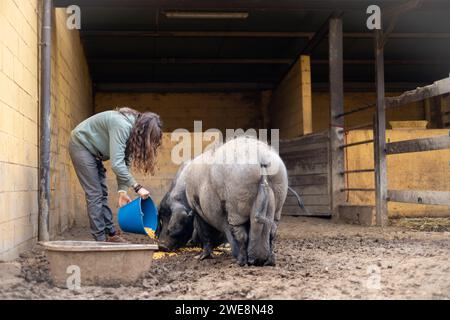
[199,251,213,261]
[237,256,248,267]
[264,258,276,266]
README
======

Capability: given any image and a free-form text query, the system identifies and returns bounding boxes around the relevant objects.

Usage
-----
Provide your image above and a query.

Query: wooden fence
[279,131,331,216]
[377,77,450,218]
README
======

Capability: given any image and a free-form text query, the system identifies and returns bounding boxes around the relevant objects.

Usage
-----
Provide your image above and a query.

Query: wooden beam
[329,17,346,222]
[313,59,450,65]
[384,0,423,18]
[302,12,343,55]
[274,11,342,91]
[82,30,315,38]
[386,77,450,109]
[312,82,443,92]
[90,58,293,64]
[49,0,409,10]
[424,96,446,129]
[386,134,450,155]
[90,58,450,66]
[435,96,446,128]
[382,0,424,46]
[300,55,312,135]
[54,0,450,11]
[388,190,450,206]
[374,30,388,227]
[81,30,450,39]
[95,82,274,92]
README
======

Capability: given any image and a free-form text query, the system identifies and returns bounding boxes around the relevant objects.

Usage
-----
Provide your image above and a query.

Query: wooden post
[300,55,313,135]
[427,96,444,128]
[374,30,388,227]
[329,17,346,221]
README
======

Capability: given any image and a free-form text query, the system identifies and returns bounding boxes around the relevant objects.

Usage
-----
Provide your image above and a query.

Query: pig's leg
[193,215,216,260]
[226,201,250,266]
[223,226,239,259]
[262,206,281,267]
[264,220,278,266]
[265,197,284,266]
[229,223,249,266]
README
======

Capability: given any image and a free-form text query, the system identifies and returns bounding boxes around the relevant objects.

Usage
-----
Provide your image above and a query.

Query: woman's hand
[118,191,132,208]
[137,187,150,200]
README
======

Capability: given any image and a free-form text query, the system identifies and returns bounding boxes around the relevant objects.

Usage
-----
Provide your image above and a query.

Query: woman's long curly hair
[117,107,163,175]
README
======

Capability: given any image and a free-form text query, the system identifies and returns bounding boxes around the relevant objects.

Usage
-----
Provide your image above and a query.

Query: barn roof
[53,0,450,92]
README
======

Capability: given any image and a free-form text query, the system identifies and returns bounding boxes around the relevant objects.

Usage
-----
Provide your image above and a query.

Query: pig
[156,161,195,251]
[156,160,227,259]
[157,136,288,266]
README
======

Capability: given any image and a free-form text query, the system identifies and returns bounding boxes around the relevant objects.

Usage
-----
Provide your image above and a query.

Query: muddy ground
[1,216,449,300]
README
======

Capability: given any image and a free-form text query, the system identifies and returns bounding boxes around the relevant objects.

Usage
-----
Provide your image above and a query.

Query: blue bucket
[118,197,158,236]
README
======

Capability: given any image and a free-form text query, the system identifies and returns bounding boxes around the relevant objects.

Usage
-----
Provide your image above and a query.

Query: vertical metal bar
[39,0,53,242]
[329,17,346,221]
[374,30,388,227]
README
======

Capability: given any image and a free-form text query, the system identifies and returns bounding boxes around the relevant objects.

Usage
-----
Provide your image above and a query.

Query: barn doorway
[50,0,450,228]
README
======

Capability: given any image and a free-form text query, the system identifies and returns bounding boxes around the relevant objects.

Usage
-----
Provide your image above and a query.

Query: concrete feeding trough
[41,241,158,287]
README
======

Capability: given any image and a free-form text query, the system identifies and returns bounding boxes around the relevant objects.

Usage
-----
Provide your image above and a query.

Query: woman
[69,107,163,242]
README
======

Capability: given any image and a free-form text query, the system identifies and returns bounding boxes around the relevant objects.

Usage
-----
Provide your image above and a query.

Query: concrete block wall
[0,3,93,261]
[49,9,93,232]
[95,92,270,133]
[0,0,40,261]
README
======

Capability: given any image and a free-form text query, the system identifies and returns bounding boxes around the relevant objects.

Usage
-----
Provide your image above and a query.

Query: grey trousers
[69,138,116,241]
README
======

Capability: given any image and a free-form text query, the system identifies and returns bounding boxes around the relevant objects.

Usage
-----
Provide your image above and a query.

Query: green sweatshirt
[71,110,137,191]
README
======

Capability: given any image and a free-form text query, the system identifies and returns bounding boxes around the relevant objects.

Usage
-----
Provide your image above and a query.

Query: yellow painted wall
[0,0,40,261]
[50,9,93,231]
[344,129,450,217]
[269,56,312,139]
[95,92,270,132]
[312,91,426,132]
[0,3,93,261]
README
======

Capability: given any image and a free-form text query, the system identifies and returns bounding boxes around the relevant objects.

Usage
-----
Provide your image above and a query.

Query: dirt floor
[1,216,450,300]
